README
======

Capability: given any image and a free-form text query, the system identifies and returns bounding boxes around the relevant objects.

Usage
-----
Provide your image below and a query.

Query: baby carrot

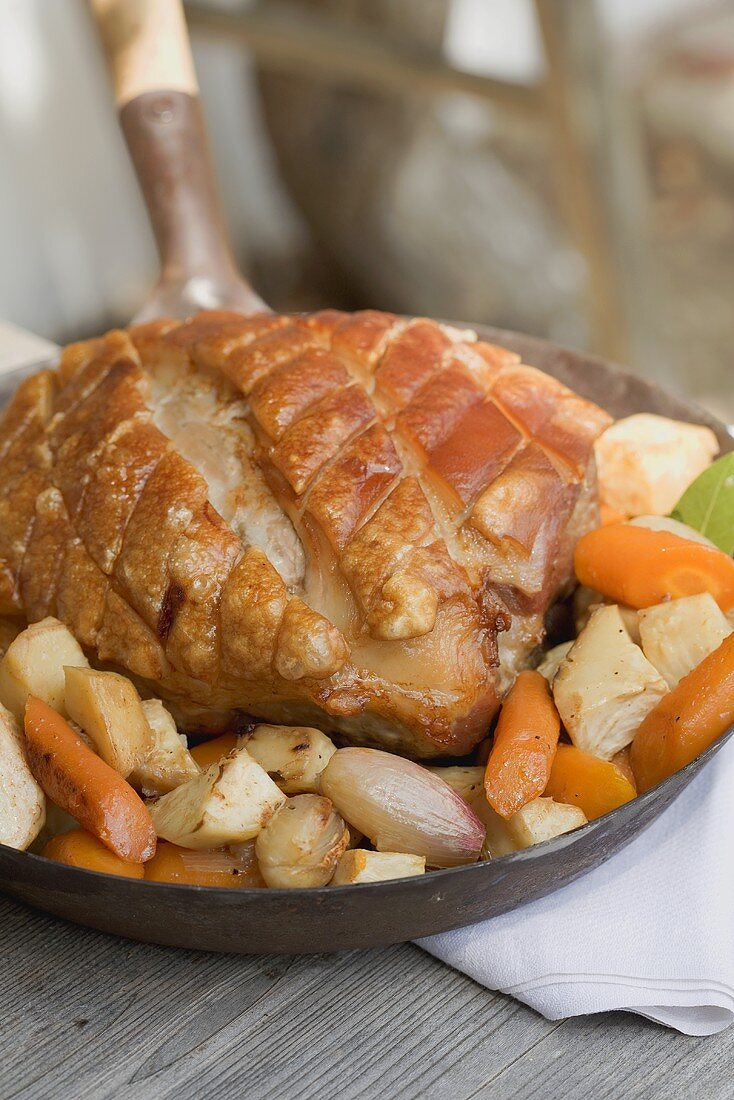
[24,697,156,862]
[42,829,145,879]
[484,670,561,818]
[630,632,734,793]
[574,524,734,611]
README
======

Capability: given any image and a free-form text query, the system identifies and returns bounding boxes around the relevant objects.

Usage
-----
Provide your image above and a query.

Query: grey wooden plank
[470,1010,734,1100]
[0,895,553,1100]
[0,892,732,1100]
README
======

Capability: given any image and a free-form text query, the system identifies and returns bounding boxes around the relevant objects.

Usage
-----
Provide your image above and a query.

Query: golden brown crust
[0,310,611,756]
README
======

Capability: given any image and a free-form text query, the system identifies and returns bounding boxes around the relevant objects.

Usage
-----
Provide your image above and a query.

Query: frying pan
[0,1,731,954]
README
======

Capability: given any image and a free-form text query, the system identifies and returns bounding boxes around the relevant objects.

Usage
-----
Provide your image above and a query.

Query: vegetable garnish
[24,696,157,862]
[544,744,636,821]
[671,452,734,556]
[631,631,734,793]
[574,524,734,611]
[484,670,561,819]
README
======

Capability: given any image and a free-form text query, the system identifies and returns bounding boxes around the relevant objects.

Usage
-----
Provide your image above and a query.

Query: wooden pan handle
[89,0,197,106]
[89,0,267,318]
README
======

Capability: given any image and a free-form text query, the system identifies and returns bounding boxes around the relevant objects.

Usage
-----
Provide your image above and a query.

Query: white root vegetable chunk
[0,703,45,849]
[472,794,586,857]
[131,699,200,794]
[639,593,733,690]
[536,642,573,684]
[508,798,587,847]
[332,850,425,885]
[64,667,150,779]
[574,588,640,643]
[150,747,286,849]
[0,617,88,719]
[424,766,485,803]
[553,604,668,760]
[255,794,348,888]
[240,724,336,794]
[594,413,718,517]
[320,748,485,868]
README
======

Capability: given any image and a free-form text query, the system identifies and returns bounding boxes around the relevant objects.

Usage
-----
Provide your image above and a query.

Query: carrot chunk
[189,732,238,770]
[574,524,734,611]
[631,632,734,793]
[484,670,561,818]
[544,743,636,820]
[24,697,156,862]
[42,828,145,878]
[145,841,265,887]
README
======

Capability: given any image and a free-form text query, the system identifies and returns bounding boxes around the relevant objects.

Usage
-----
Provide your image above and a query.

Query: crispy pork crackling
[0,311,610,756]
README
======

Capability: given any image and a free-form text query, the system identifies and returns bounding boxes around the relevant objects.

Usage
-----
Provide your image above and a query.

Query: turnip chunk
[638,593,733,690]
[553,604,668,760]
[320,748,485,868]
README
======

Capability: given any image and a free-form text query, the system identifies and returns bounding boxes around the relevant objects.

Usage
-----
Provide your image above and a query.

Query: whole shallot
[320,748,485,868]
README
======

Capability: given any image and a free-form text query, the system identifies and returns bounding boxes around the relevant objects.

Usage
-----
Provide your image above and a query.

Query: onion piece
[320,748,485,868]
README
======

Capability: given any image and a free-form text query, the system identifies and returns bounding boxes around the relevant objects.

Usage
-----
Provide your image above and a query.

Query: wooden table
[1,891,731,1100]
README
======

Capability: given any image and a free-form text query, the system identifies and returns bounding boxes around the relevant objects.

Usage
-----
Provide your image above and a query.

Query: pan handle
[89,0,268,319]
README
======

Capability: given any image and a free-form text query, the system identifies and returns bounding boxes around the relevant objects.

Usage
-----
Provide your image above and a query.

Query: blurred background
[0,0,732,418]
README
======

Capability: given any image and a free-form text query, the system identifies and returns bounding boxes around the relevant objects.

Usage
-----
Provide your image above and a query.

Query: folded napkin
[419,739,734,1035]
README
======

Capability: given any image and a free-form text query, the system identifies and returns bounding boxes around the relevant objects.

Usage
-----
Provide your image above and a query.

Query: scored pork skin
[0,311,610,757]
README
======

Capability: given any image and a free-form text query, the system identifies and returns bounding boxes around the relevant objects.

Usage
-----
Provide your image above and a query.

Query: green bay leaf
[671,451,734,555]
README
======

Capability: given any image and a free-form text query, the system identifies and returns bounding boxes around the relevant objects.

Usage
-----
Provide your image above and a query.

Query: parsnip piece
[0,617,88,719]
[507,797,587,847]
[470,794,518,859]
[595,413,718,517]
[638,593,733,690]
[471,794,586,855]
[64,667,150,779]
[240,724,336,794]
[149,747,286,849]
[130,699,200,795]
[0,703,45,849]
[536,642,573,684]
[554,604,668,759]
[331,849,425,885]
[424,765,485,802]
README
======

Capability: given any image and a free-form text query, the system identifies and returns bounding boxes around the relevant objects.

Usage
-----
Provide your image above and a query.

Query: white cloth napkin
[419,739,734,1035]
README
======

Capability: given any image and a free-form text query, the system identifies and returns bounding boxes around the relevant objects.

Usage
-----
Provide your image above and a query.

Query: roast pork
[0,310,610,756]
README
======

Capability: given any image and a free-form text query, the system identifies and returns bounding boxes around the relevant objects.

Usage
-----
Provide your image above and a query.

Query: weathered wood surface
[0,892,731,1100]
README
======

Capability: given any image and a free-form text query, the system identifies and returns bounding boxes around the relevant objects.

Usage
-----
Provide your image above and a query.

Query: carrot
[545,743,636,820]
[599,503,628,527]
[484,670,561,818]
[144,841,265,887]
[24,697,156,862]
[630,632,734,793]
[190,732,238,771]
[574,524,734,611]
[42,829,145,879]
